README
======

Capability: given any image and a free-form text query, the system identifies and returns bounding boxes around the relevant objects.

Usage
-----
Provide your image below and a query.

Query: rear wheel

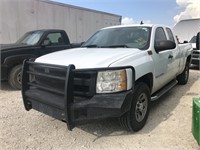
[8,64,22,90]
[177,61,190,85]
[120,82,151,131]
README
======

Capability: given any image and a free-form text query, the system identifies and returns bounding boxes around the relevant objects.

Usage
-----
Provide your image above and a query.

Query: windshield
[82,26,151,50]
[16,31,44,45]
[189,36,196,43]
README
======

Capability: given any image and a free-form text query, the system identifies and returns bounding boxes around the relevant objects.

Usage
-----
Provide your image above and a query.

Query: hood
[0,43,31,51]
[36,48,141,69]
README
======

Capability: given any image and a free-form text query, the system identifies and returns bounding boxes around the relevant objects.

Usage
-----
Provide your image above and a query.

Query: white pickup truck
[22,24,194,132]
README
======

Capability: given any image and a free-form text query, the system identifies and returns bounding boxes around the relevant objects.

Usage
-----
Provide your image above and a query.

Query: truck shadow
[0,81,13,91]
[77,119,125,141]
[78,70,199,139]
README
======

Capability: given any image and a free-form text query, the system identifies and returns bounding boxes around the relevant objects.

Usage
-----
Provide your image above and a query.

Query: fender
[3,54,37,67]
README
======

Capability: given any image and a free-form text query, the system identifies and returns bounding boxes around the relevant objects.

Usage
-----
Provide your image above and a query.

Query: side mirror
[196,32,200,50]
[41,39,51,47]
[155,40,176,52]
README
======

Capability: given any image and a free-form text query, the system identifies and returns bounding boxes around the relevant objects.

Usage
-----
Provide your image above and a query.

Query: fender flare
[3,54,36,67]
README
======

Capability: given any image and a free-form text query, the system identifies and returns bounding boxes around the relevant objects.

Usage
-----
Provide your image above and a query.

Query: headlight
[96,69,128,93]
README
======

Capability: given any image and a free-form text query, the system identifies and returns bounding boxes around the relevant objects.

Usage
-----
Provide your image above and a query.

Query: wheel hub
[135,93,148,122]
[17,71,22,84]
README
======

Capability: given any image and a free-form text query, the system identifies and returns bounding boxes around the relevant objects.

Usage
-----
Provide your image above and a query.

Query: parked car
[22,24,193,131]
[190,33,200,66]
[1,29,81,89]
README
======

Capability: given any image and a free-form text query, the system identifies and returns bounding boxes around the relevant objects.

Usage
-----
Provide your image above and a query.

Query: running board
[151,80,178,101]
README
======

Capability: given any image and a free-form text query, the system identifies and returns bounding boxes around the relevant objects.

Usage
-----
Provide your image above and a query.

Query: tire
[177,61,190,85]
[120,82,151,131]
[8,64,22,90]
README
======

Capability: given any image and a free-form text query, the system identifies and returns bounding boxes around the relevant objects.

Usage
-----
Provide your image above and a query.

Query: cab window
[46,32,64,45]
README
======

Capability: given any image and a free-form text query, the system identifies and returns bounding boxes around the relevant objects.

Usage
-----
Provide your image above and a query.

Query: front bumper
[22,60,135,130]
[24,89,133,128]
[191,50,200,65]
[191,58,200,65]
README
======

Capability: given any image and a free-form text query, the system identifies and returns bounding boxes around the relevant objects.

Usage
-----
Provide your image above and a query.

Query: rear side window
[154,27,167,42]
[166,28,175,42]
[46,32,64,45]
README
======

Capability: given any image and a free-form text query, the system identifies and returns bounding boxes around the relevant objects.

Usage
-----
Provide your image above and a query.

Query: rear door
[39,31,71,56]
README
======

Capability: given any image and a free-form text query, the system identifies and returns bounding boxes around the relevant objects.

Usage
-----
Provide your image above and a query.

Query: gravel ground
[0,67,200,150]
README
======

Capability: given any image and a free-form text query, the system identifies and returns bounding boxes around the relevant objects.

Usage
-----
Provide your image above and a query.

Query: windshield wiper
[82,44,100,48]
[102,44,129,48]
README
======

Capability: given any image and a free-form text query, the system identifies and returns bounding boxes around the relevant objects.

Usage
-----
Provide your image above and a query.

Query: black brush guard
[22,60,135,130]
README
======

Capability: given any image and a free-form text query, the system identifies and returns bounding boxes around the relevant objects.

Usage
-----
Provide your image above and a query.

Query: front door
[152,27,175,92]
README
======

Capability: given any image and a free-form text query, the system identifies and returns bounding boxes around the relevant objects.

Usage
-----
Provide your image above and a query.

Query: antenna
[140,21,144,25]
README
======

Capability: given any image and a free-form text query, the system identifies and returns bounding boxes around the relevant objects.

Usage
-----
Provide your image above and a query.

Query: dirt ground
[0,67,200,150]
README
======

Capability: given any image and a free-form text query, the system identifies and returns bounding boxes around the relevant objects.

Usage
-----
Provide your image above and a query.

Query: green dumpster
[192,98,200,145]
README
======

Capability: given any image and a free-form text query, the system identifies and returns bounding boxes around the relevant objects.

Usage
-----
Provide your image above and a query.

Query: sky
[51,0,200,27]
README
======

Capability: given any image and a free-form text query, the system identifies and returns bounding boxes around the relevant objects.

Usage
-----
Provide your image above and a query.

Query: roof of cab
[102,24,171,30]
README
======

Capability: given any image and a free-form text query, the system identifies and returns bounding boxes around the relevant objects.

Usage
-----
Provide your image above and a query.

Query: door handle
[168,54,173,59]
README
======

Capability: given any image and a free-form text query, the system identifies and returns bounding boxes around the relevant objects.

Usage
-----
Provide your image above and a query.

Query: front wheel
[8,64,22,90]
[177,61,190,85]
[120,82,151,131]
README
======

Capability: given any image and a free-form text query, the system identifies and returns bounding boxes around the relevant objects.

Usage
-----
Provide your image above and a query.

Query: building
[173,18,200,43]
[0,0,121,44]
